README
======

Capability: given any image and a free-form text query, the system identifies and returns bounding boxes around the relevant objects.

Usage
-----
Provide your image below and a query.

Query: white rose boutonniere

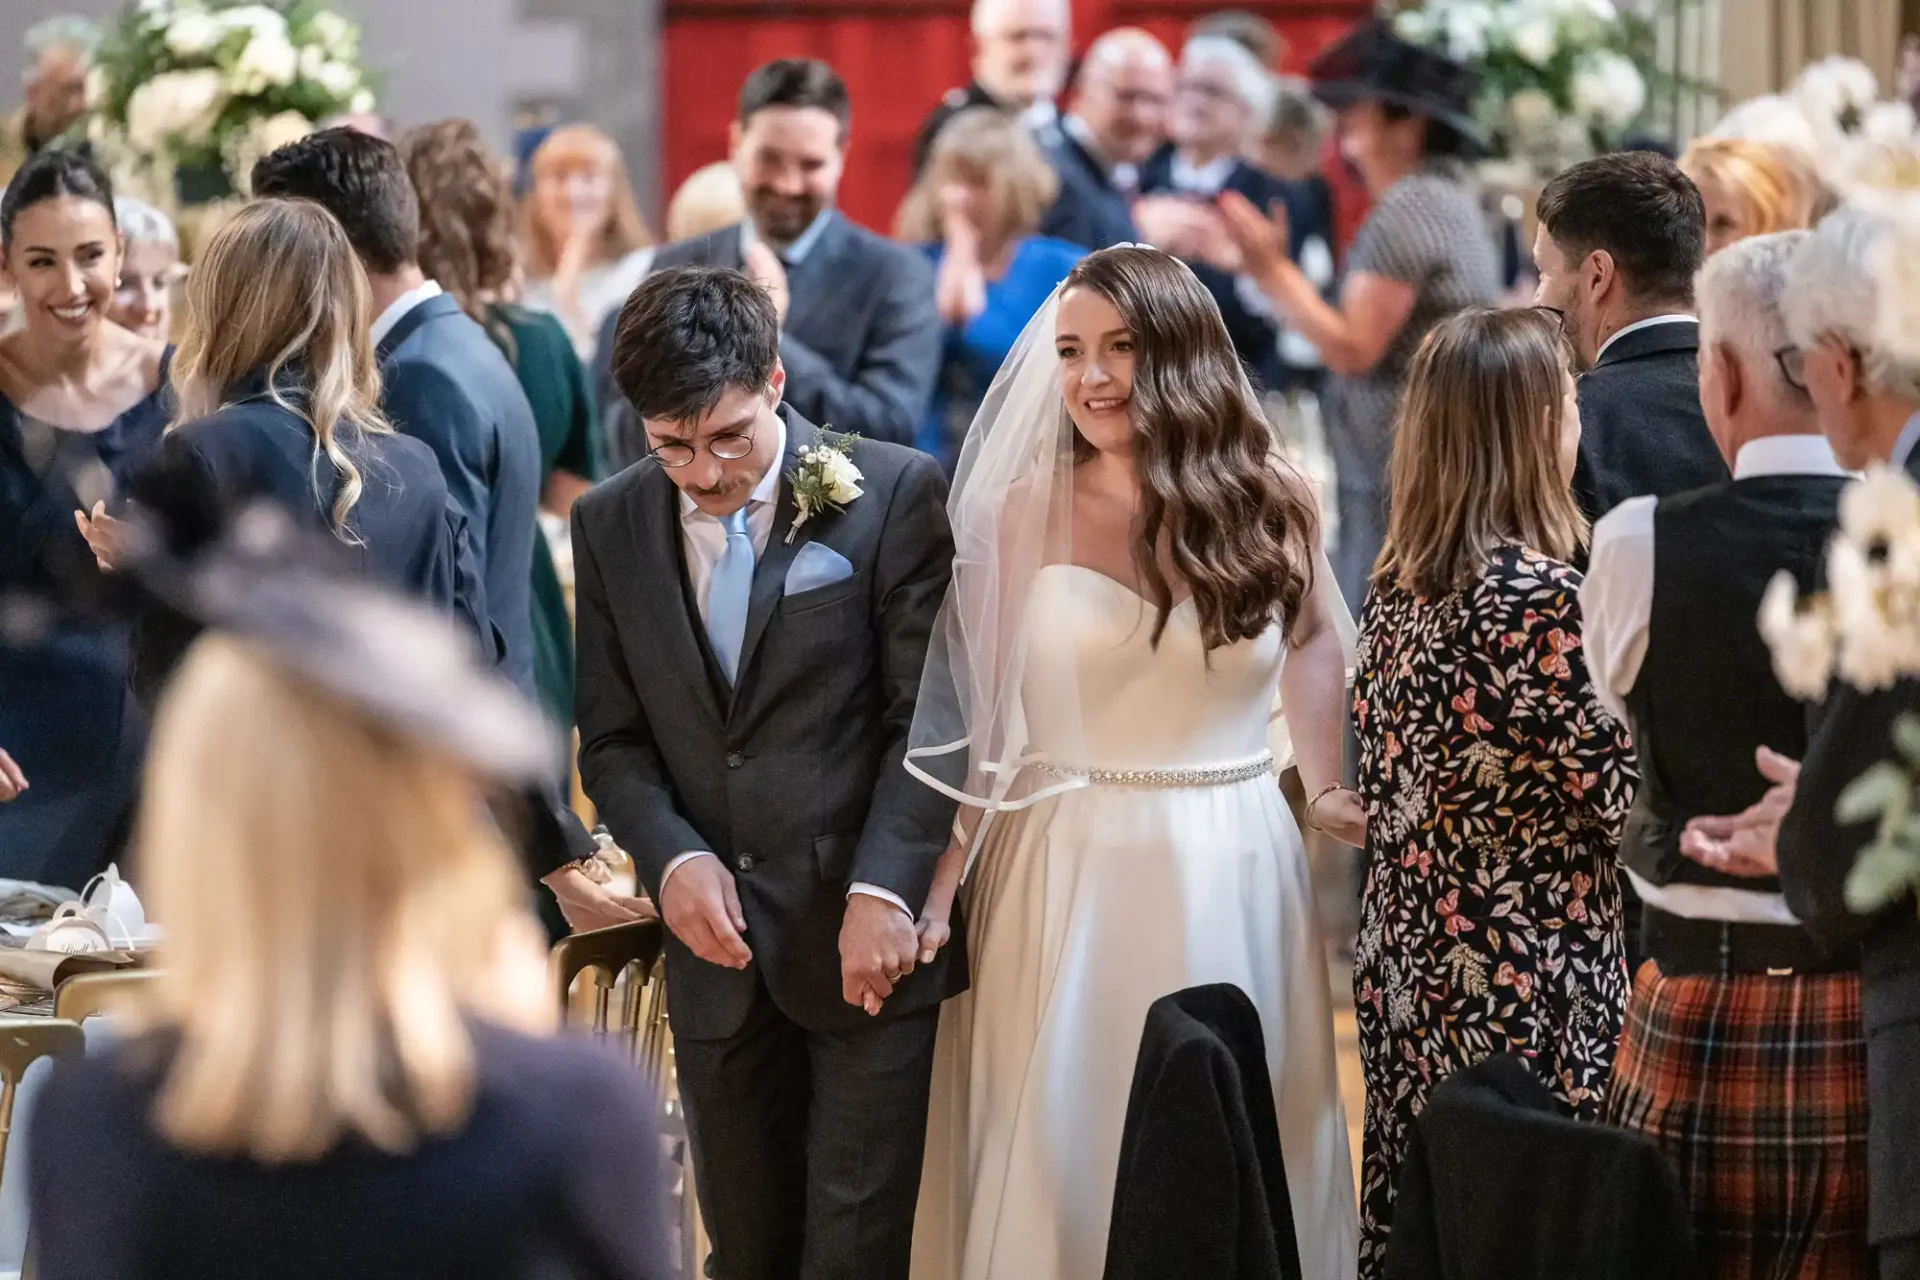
[786,430,863,544]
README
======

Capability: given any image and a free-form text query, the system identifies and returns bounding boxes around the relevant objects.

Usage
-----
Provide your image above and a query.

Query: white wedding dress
[912,563,1358,1280]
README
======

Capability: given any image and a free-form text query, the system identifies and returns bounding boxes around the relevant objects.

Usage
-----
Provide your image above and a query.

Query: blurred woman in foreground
[29,559,669,1280]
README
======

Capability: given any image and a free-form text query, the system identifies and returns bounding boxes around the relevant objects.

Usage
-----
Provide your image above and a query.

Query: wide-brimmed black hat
[1309,19,1488,157]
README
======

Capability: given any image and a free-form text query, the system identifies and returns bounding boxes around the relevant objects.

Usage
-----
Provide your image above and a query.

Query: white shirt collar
[1063,114,1137,191]
[678,412,787,519]
[1732,433,1846,480]
[1594,313,1695,364]
[748,207,835,267]
[1168,150,1238,197]
[370,279,444,348]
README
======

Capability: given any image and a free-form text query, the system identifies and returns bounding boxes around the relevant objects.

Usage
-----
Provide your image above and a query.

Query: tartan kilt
[1606,959,1870,1279]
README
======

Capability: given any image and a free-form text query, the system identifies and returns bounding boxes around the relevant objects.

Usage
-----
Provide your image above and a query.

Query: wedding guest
[1770,199,1920,1280]
[1259,81,1336,393]
[0,149,170,892]
[1585,231,1868,1278]
[640,59,941,448]
[252,128,543,697]
[1186,9,1284,71]
[29,556,670,1280]
[1532,151,1725,525]
[894,107,1081,468]
[108,197,182,342]
[1039,28,1173,251]
[1678,137,1817,257]
[117,199,473,707]
[0,17,96,189]
[666,161,746,242]
[1350,306,1634,1279]
[519,124,654,361]
[1220,20,1498,607]
[401,117,603,731]
[1135,35,1294,383]
[912,0,1070,177]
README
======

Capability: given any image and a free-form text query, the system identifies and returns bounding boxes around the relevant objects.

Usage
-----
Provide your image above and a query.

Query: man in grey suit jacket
[576,267,963,1279]
[630,58,941,451]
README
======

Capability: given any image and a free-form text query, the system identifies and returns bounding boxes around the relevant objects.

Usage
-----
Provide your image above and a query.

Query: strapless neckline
[1036,561,1195,612]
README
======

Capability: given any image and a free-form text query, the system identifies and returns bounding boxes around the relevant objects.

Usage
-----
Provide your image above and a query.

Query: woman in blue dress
[896,106,1083,471]
[0,149,171,890]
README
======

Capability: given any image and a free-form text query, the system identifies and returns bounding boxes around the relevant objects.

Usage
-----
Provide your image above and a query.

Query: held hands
[840,893,920,1016]
[657,855,752,968]
[1678,747,1799,879]
[1215,190,1292,280]
[1310,786,1367,849]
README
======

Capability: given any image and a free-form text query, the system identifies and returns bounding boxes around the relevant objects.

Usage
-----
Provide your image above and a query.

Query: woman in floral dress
[1348,308,1637,1278]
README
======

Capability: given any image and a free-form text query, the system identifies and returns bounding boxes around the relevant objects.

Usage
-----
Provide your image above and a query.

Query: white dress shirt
[1581,433,1846,926]
[1593,313,1694,365]
[1061,113,1138,193]
[656,416,912,920]
[369,278,445,348]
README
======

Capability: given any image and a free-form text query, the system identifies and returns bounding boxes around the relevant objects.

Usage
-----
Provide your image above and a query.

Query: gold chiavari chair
[51,969,162,1025]
[549,921,705,1278]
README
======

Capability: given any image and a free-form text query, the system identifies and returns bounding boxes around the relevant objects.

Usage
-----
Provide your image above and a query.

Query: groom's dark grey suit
[573,403,964,1279]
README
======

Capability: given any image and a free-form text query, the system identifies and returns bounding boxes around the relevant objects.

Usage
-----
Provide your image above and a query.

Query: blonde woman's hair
[136,635,536,1163]
[1375,307,1586,598]
[667,161,746,243]
[1679,137,1819,241]
[893,106,1060,246]
[171,199,392,537]
[521,124,653,278]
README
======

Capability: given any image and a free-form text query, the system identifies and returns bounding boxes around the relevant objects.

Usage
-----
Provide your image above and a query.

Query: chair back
[549,920,666,1071]
[0,1017,84,1184]
[52,969,163,1024]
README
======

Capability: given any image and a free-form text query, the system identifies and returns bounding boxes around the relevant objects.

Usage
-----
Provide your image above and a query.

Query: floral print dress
[1349,545,1637,1279]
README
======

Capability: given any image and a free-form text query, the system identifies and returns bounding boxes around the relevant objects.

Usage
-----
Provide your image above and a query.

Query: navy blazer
[125,383,482,705]
[1038,131,1140,252]
[378,292,544,694]
[643,213,941,447]
[1572,318,1728,528]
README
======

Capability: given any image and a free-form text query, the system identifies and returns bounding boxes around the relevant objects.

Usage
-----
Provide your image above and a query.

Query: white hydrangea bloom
[1570,50,1646,128]
[1506,12,1559,67]
[230,29,299,95]
[125,68,227,153]
[163,9,221,58]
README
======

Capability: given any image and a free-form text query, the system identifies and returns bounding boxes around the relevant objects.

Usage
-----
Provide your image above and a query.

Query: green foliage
[1841,714,1920,916]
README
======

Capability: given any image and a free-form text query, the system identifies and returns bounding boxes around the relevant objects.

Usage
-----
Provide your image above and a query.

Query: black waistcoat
[1620,472,1844,892]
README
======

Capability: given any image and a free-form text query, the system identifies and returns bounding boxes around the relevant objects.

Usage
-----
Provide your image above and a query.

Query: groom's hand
[840,895,919,1013]
[659,857,753,970]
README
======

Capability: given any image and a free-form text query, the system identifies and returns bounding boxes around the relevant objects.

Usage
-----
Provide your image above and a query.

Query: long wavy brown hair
[397,119,517,325]
[1375,307,1586,598]
[1063,247,1319,649]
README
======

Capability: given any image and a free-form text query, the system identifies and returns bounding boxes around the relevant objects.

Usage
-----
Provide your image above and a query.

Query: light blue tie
[707,506,755,683]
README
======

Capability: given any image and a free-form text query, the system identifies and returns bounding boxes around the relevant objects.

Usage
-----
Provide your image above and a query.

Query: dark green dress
[486,304,602,727]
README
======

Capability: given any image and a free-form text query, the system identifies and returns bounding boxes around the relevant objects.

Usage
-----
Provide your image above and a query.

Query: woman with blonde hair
[113,197,473,703]
[1348,306,1636,1278]
[1679,136,1819,256]
[28,542,670,1278]
[666,160,746,242]
[520,123,654,359]
[894,105,1081,468]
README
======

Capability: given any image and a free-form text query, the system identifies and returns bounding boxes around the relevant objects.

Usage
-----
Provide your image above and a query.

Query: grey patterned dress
[1323,164,1500,608]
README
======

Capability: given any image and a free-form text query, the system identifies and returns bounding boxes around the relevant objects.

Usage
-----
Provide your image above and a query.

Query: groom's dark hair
[610,266,781,424]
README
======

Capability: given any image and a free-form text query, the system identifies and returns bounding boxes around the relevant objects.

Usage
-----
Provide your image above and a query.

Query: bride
[904,246,1361,1280]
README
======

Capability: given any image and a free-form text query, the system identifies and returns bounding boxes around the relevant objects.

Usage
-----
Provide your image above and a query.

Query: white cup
[80,864,146,947]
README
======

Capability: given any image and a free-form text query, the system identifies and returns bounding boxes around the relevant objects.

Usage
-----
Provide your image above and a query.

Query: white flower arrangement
[94,0,374,203]
[1387,0,1662,180]
[1715,59,1920,200]
[785,432,864,544]
[1759,465,1920,914]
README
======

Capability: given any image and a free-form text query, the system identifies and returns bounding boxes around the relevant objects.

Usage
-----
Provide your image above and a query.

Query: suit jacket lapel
[1594,317,1698,369]
[631,462,726,725]
[735,409,815,694]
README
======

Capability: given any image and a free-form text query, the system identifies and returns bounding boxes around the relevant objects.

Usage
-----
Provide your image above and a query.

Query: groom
[574,266,964,1279]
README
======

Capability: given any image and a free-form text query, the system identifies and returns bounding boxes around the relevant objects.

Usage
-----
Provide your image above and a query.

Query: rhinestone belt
[1031,752,1275,788]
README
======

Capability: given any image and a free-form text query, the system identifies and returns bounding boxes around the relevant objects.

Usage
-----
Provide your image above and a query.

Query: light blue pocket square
[784,543,855,595]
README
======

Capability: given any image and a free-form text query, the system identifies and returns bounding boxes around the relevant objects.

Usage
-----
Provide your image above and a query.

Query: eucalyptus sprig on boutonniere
[786,430,863,544]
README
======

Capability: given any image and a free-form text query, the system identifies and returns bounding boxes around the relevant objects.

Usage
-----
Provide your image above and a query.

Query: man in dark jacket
[1682,200,1920,1279]
[1533,151,1729,526]
[1038,28,1173,252]
[912,0,1070,177]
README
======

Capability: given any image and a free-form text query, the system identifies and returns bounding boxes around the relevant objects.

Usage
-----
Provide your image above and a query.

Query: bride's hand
[916,914,952,965]
[1312,788,1367,849]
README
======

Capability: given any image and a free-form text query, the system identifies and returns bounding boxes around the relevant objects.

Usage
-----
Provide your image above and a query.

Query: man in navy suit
[1040,27,1174,251]
[253,130,621,926]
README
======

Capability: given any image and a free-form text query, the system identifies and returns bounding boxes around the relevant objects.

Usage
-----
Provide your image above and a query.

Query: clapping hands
[73,500,125,571]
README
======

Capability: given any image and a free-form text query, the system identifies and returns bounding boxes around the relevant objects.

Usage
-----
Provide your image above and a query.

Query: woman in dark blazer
[100,198,479,704]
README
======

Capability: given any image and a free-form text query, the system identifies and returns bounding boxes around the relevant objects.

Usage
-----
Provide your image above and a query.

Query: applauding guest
[895,107,1081,470]
[29,552,670,1280]
[519,124,654,361]
[1351,307,1635,1279]
[1221,20,1498,608]
[108,198,183,342]
[638,60,940,448]
[122,199,475,707]
[0,149,171,892]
